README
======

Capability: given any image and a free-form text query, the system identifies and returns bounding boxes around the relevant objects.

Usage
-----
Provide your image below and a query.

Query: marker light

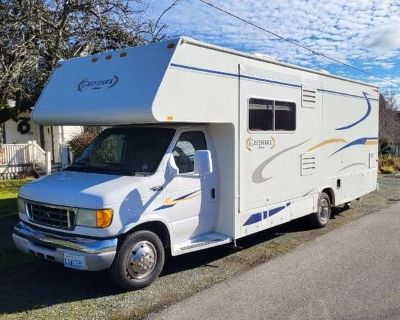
[96,209,113,228]
[77,208,113,228]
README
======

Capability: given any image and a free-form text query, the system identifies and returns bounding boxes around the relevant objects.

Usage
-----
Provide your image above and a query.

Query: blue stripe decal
[245,202,291,226]
[335,92,372,130]
[243,212,262,226]
[170,63,238,79]
[154,190,201,211]
[170,63,300,88]
[269,206,286,217]
[330,137,378,157]
[241,74,301,88]
[154,204,174,211]
[174,190,200,201]
[171,63,379,101]
[318,89,378,101]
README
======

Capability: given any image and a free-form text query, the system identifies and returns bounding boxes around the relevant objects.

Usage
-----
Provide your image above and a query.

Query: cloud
[149,0,400,89]
[368,19,400,52]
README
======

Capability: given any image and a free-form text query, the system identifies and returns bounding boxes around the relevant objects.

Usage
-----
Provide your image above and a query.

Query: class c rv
[13,37,379,290]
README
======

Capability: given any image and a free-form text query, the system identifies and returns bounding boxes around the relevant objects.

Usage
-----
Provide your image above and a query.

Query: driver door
[165,130,217,242]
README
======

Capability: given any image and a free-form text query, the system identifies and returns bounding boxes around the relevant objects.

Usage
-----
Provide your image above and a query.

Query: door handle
[211,188,216,199]
[150,185,163,192]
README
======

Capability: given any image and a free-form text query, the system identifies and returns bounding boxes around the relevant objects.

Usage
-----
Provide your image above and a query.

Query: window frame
[247,96,297,134]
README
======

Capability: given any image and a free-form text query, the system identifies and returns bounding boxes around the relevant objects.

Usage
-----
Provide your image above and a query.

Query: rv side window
[173,131,207,174]
[249,98,296,131]
[275,101,296,131]
[249,98,273,131]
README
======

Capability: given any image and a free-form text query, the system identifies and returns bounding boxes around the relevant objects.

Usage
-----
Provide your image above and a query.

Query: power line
[198,0,400,88]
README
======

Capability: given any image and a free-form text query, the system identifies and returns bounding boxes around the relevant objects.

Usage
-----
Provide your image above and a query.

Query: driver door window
[173,131,207,174]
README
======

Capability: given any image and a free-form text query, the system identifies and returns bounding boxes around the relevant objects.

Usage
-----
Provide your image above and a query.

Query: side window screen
[249,98,273,131]
[173,131,207,174]
[275,101,296,130]
[249,98,296,131]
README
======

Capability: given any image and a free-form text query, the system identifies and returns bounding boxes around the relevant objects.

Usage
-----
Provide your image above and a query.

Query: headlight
[17,198,27,216]
[76,208,113,228]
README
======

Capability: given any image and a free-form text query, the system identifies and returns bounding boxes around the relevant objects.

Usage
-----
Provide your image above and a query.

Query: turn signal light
[96,209,113,228]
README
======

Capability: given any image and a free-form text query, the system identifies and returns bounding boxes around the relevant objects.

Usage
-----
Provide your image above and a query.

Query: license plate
[64,252,87,270]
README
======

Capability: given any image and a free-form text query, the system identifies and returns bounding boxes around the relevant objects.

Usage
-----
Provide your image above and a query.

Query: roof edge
[179,37,379,90]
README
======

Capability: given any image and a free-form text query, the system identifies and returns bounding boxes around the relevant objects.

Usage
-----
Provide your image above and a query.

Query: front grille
[27,202,76,230]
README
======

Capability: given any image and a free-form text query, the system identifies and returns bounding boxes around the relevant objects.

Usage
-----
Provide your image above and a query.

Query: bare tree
[379,92,400,153]
[0,0,178,128]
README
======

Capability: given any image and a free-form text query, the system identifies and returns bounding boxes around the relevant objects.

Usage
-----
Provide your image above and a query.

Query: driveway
[150,201,400,320]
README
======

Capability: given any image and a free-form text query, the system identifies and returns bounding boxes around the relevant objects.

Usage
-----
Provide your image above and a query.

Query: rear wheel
[308,192,331,228]
[109,230,165,290]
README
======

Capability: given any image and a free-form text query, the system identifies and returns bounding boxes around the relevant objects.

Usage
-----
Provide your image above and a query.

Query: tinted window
[275,101,296,130]
[173,131,207,174]
[249,98,296,131]
[68,127,175,175]
[249,98,273,131]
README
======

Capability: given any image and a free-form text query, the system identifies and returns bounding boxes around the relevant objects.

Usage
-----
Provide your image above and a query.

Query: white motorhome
[13,37,379,290]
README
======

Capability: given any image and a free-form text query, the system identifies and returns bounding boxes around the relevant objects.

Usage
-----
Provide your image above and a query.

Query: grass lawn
[0,179,32,218]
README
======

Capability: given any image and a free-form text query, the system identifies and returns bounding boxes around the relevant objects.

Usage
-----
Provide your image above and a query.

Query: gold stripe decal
[307,138,347,152]
[163,190,202,206]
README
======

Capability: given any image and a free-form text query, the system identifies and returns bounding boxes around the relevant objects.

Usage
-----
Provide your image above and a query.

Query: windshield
[66,127,175,176]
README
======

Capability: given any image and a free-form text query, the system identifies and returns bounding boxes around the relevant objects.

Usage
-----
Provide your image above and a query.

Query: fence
[0,141,51,179]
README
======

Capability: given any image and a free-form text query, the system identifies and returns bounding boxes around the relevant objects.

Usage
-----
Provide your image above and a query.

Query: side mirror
[194,150,213,176]
[167,154,179,178]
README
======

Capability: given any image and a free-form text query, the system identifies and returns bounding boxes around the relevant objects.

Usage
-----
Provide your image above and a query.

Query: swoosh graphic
[307,138,347,152]
[329,137,378,157]
[364,140,378,145]
[337,162,367,173]
[336,92,371,130]
[109,75,119,88]
[252,139,310,183]
[302,189,314,197]
[164,190,201,206]
[155,190,202,211]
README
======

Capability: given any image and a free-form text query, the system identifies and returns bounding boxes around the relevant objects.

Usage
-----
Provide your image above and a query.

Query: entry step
[173,232,232,255]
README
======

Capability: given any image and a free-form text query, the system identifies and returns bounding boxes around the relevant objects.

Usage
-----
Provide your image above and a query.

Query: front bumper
[13,222,117,271]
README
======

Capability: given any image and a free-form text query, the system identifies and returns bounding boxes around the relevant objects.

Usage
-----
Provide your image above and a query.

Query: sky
[148,0,400,99]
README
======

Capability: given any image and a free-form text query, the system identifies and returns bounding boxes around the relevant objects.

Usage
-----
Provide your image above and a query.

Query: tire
[308,192,331,228]
[109,230,165,290]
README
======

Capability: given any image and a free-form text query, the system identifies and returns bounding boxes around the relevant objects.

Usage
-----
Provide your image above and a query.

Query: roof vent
[253,53,277,62]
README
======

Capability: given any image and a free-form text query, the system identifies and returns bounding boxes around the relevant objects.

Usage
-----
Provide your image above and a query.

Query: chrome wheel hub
[319,198,330,223]
[126,241,157,279]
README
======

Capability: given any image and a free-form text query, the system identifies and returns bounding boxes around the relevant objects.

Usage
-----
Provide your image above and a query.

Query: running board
[172,233,232,256]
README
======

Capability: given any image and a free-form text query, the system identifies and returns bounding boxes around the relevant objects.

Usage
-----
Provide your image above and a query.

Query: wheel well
[322,188,335,206]
[124,221,171,249]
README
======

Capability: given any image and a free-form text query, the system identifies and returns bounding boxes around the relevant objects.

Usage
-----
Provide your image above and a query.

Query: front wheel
[308,192,331,228]
[109,230,165,290]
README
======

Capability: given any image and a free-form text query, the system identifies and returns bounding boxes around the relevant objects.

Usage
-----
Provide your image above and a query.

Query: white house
[2,113,83,163]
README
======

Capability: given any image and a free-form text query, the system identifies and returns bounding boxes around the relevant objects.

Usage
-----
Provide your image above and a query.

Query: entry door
[239,64,316,211]
[166,130,217,242]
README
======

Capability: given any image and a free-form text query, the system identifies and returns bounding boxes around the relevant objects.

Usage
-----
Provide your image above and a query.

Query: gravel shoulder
[1,175,399,320]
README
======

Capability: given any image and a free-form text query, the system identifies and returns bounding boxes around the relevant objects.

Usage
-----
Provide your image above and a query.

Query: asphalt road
[149,202,400,320]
